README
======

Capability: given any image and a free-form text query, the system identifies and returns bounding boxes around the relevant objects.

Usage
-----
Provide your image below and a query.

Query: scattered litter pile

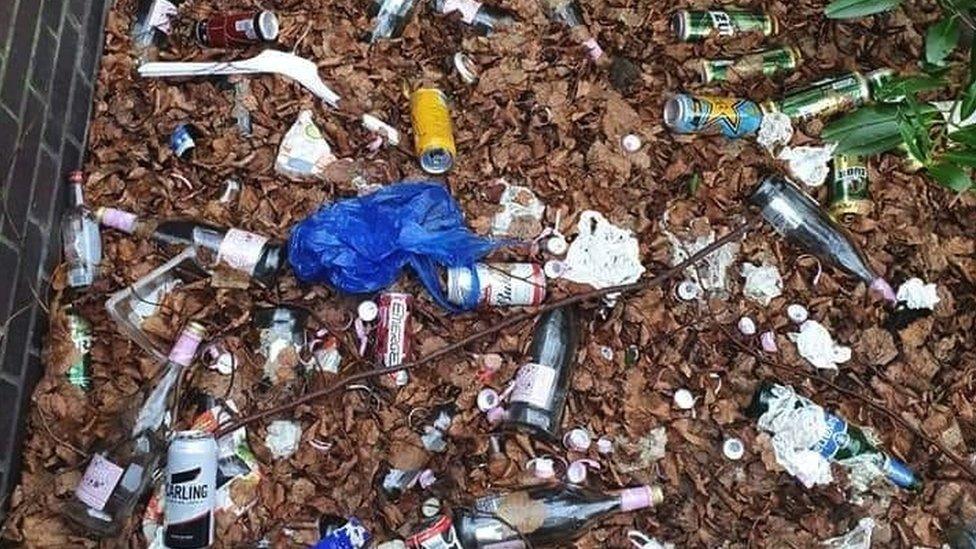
[3,0,976,547]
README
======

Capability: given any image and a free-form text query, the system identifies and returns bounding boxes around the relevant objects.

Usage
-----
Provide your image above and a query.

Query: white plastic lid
[723,437,745,460]
[563,428,591,451]
[596,437,614,454]
[544,260,567,279]
[787,303,809,324]
[621,134,642,152]
[546,235,568,255]
[566,460,588,484]
[358,300,379,322]
[421,497,441,518]
[673,388,695,410]
[676,280,700,301]
[737,316,756,336]
[530,458,555,478]
[477,388,500,412]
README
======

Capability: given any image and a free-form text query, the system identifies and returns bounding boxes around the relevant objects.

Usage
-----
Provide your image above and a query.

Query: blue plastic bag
[289,182,502,311]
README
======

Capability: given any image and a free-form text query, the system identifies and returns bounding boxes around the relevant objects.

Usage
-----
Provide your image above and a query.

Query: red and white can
[406,515,463,549]
[376,292,412,387]
[195,11,279,48]
[446,263,546,308]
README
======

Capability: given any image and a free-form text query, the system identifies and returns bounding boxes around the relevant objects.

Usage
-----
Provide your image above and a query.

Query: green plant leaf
[825,0,902,18]
[897,103,933,164]
[944,149,976,168]
[960,43,976,120]
[927,161,973,192]
[949,125,976,147]
[874,74,947,102]
[925,16,960,65]
[836,132,905,155]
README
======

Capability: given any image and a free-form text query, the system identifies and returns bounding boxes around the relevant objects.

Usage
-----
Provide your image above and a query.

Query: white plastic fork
[138,49,342,108]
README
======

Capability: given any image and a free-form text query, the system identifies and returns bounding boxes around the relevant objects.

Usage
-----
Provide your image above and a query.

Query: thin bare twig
[215,219,755,437]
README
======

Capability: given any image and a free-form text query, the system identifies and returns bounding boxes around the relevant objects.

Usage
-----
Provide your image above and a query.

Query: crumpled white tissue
[757,385,834,488]
[822,517,875,549]
[741,262,783,305]
[563,211,645,289]
[778,143,837,187]
[896,277,940,310]
[790,320,851,370]
[265,420,302,459]
[757,112,794,152]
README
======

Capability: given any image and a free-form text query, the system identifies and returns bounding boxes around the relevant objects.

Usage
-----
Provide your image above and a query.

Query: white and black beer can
[164,431,218,548]
[447,263,546,307]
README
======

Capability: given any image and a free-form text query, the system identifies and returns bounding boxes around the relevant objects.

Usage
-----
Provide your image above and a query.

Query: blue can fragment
[313,516,371,549]
[663,94,764,138]
[170,123,196,158]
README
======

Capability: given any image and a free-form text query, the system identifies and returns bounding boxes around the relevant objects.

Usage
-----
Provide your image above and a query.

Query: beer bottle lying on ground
[96,207,285,286]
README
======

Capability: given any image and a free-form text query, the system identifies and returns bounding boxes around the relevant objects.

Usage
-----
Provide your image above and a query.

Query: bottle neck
[68,183,85,208]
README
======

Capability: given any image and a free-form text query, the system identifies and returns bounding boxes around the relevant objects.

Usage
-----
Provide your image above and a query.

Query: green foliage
[928,161,973,191]
[824,0,902,18]
[925,15,961,65]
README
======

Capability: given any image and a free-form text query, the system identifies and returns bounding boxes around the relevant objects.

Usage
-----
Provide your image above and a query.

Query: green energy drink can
[66,309,92,390]
[701,46,800,83]
[829,154,871,221]
[763,69,892,121]
[672,9,778,42]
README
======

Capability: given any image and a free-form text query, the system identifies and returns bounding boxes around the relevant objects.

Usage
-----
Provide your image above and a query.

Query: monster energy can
[663,94,765,138]
[672,9,778,42]
[701,46,800,83]
[829,154,871,221]
[763,69,894,121]
[66,308,92,390]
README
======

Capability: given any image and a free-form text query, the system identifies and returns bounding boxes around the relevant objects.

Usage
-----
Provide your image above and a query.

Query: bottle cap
[563,428,591,451]
[723,437,745,460]
[871,277,897,303]
[358,300,379,322]
[596,437,614,454]
[737,316,756,335]
[485,406,506,425]
[477,388,500,412]
[760,331,778,352]
[676,280,700,301]
[566,460,588,484]
[529,458,554,479]
[621,134,642,152]
[619,485,662,512]
[453,52,479,84]
[418,469,436,489]
[786,303,808,323]
[545,234,568,255]
[544,259,567,279]
[673,388,695,410]
[421,497,441,517]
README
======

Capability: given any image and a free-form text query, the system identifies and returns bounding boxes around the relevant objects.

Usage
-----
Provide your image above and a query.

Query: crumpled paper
[778,143,837,187]
[896,277,940,310]
[663,217,740,297]
[757,385,834,488]
[822,518,875,549]
[757,112,794,152]
[275,110,337,179]
[563,210,645,290]
[741,262,783,305]
[490,181,545,239]
[265,420,302,458]
[790,320,851,370]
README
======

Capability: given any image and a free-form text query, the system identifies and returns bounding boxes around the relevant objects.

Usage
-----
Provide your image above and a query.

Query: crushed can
[663,94,764,138]
[406,515,463,549]
[66,308,92,390]
[829,154,872,221]
[672,9,777,42]
[376,293,412,387]
[700,46,800,83]
[410,88,456,175]
[446,263,546,308]
[315,516,372,549]
[195,11,279,48]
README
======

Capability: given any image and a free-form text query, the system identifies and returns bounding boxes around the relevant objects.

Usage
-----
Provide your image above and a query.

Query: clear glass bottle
[749,175,895,301]
[432,0,516,34]
[61,171,102,289]
[501,305,579,441]
[62,322,207,537]
[369,0,418,41]
[96,207,285,286]
[453,483,663,547]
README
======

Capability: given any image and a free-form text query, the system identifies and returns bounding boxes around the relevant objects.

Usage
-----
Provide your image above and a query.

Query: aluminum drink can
[170,124,196,159]
[446,263,546,307]
[406,515,463,549]
[672,9,778,42]
[700,46,800,83]
[376,293,412,387]
[66,309,92,390]
[195,11,280,48]
[410,89,456,174]
[829,154,871,221]
[762,70,891,121]
[663,94,764,138]
[164,431,218,549]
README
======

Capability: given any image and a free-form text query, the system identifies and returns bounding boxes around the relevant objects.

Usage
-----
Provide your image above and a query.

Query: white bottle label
[216,228,267,275]
[510,362,556,409]
[76,454,124,511]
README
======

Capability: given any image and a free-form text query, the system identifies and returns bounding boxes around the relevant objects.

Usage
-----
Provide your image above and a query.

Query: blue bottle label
[812,412,849,460]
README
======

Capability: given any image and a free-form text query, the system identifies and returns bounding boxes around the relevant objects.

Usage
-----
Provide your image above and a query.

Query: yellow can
[410,88,456,174]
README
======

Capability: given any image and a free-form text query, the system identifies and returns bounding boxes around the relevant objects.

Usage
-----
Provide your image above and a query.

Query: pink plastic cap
[485,406,506,425]
[871,277,897,303]
[619,485,663,512]
[760,331,778,353]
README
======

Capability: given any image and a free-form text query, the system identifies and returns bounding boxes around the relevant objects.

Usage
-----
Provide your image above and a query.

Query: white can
[164,431,218,548]
[446,263,546,307]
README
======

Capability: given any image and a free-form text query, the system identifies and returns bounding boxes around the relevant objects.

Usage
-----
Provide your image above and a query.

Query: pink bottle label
[75,454,124,511]
[168,327,204,367]
[510,362,556,409]
[216,228,268,274]
[619,485,652,512]
[440,0,482,24]
[101,208,138,233]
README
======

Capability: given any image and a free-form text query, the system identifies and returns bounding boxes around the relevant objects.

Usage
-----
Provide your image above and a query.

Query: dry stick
[215,220,754,437]
[723,330,976,482]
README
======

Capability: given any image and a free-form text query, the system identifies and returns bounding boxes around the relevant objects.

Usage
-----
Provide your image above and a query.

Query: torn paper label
[789,320,851,370]
[491,182,545,239]
[275,110,338,179]
[896,277,940,310]
[741,262,783,305]
[757,111,793,152]
[563,211,645,290]
[778,143,836,187]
